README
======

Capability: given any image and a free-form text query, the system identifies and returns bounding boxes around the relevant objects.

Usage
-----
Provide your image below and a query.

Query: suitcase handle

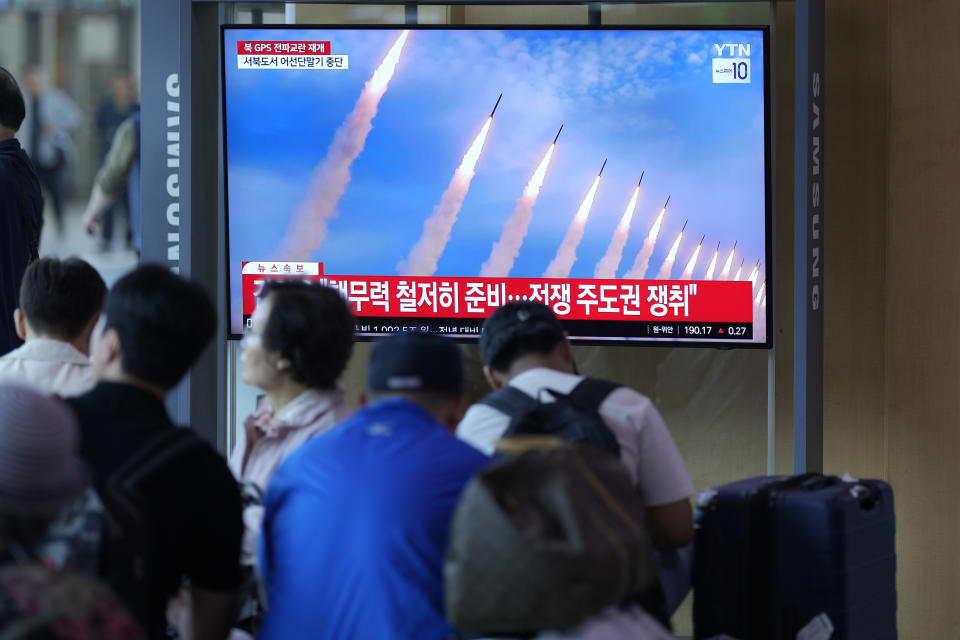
[849,484,880,510]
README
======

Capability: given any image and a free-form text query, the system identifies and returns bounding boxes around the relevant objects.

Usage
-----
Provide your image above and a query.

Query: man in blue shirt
[259,333,491,640]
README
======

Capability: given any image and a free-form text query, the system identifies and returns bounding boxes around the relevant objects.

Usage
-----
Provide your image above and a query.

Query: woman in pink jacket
[229,281,355,566]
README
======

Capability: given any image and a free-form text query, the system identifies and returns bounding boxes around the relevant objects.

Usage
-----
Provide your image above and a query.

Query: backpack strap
[109,427,205,490]
[480,386,538,420]
[566,378,621,412]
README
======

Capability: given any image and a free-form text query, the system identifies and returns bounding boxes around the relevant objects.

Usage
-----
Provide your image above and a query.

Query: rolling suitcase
[693,474,896,640]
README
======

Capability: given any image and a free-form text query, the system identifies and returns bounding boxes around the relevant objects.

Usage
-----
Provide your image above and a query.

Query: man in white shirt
[0,257,105,396]
[457,301,694,550]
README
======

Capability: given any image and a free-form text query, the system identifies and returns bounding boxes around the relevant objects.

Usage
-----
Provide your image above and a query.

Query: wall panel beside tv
[222,25,771,347]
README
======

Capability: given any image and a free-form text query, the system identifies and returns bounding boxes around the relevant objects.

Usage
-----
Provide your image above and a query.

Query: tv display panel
[223,26,770,345]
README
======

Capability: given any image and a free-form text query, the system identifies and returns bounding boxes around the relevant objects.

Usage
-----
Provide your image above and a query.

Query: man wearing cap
[258,333,491,640]
[458,301,695,551]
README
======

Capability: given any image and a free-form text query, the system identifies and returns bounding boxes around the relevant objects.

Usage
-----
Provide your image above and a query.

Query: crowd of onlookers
[0,256,694,640]
[2,63,695,640]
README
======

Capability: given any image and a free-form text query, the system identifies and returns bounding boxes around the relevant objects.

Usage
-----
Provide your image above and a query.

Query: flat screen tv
[222,25,771,346]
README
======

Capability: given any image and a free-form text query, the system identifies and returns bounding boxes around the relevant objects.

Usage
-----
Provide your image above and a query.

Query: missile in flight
[553,124,564,144]
[490,93,502,117]
[599,159,607,176]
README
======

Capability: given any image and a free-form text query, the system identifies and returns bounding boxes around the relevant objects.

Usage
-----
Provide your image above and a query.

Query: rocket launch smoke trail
[748,261,760,291]
[480,129,560,277]
[543,165,604,278]
[402,109,496,276]
[279,30,410,261]
[719,242,737,280]
[680,235,704,279]
[623,195,669,279]
[704,242,720,280]
[734,258,745,282]
[655,221,686,280]
[594,177,642,279]
[755,281,766,305]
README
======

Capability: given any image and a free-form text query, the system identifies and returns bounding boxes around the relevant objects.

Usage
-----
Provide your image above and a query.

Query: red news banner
[237,41,331,55]
[241,262,753,323]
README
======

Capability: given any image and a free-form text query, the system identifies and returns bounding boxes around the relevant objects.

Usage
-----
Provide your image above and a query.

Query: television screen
[223,26,770,345]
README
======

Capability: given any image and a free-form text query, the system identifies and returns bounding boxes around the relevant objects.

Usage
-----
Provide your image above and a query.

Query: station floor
[37,200,139,285]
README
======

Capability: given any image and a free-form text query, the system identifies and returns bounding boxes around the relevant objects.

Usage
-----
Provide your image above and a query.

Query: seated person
[230,281,354,566]
[258,333,491,640]
[67,265,243,640]
[457,301,694,550]
[0,257,105,396]
[0,383,146,639]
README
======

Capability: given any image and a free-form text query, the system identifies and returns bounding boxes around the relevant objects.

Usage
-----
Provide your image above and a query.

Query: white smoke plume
[623,205,666,279]
[655,229,684,279]
[543,174,601,278]
[594,184,640,279]
[748,262,760,292]
[719,244,737,280]
[278,31,410,261]
[401,116,493,276]
[704,244,720,280]
[480,143,556,277]
[680,240,703,279]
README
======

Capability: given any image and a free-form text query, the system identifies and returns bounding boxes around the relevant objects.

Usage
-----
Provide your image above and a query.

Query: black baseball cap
[479,301,566,372]
[367,333,465,394]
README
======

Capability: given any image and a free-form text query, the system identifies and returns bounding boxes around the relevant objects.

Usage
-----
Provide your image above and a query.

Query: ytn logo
[713,43,752,57]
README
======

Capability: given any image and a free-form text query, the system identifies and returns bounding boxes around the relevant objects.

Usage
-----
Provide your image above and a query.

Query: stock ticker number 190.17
[682,325,713,336]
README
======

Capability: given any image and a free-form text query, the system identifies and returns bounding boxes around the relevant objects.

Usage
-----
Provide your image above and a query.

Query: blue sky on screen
[225,27,766,319]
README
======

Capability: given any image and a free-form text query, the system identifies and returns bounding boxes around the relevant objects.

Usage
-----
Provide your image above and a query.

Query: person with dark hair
[0,257,106,395]
[0,66,43,358]
[459,301,695,550]
[258,333,491,640]
[19,65,81,235]
[230,281,354,570]
[65,265,244,640]
[0,383,147,639]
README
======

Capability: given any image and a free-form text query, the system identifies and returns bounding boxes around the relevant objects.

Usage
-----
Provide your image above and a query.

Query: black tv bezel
[221,23,773,349]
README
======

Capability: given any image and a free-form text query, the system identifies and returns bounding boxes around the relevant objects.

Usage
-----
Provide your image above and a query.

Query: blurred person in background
[94,67,138,251]
[0,66,43,358]
[0,257,106,396]
[0,383,146,639]
[81,110,141,255]
[228,280,354,633]
[20,65,82,236]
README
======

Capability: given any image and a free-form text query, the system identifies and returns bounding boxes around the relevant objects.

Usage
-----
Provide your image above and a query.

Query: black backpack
[40,428,204,628]
[481,378,622,456]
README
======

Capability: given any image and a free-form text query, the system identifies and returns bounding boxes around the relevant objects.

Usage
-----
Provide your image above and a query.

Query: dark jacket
[0,137,43,356]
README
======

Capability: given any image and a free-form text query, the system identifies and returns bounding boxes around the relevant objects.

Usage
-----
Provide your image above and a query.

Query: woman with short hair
[230,281,355,561]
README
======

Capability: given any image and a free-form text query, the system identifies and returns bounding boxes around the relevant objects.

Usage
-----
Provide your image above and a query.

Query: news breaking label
[240,262,755,339]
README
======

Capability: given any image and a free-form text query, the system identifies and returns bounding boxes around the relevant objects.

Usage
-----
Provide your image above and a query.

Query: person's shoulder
[600,383,655,415]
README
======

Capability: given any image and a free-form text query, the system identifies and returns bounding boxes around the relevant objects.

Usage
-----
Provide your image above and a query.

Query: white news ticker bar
[238,55,350,70]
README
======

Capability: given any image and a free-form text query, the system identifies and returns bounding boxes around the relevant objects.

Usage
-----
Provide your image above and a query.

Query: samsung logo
[165,74,181,273]
[810,71,822,311]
